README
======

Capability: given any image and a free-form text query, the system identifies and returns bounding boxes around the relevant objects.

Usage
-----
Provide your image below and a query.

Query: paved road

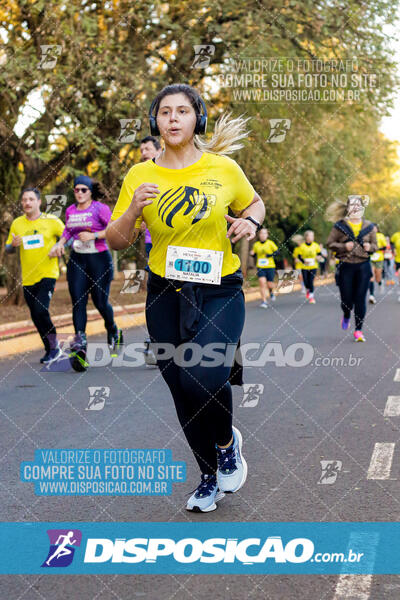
[1,283,400,599]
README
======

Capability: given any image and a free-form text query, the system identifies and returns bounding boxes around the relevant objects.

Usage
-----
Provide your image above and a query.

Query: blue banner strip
[0,522,395,574]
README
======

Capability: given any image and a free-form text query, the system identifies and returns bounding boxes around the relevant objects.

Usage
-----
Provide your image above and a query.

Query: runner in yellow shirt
[296,231,322,304]
[369,225,387,303]
[250,228,278,308]
[106,83,265,512]
[291,234,306,294]
[390,231,400,301]
[5,187,64,363]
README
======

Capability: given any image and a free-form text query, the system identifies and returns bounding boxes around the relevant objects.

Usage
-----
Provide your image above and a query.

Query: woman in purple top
[50,175,122,365]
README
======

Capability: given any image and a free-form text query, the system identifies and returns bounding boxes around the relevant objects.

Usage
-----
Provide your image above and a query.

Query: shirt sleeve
[5,221,15,245]
[315,243,321,254]
[111,170,143,229]
[98,202,112,227]
[228,159,257,214]
[271,241,278,252]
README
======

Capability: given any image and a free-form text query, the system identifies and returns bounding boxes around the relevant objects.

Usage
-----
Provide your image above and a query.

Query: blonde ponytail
[325,199,348,223]
[194,112,251,156]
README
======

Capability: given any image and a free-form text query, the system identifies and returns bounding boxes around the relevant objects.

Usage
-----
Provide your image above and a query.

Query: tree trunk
[3,252,24,306]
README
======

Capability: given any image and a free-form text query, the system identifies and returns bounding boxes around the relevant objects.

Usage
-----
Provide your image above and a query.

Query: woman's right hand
[345,241,354,251]
[128,183,159,218]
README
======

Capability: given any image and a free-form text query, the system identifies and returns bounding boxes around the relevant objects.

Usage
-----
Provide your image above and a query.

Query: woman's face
[74,184,92,204]
[156,93,197,147]
[259,229,268,242]
[305,232,314,243]
[347,198,364,219]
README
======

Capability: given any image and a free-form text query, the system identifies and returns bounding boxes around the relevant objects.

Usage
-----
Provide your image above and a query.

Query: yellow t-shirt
[111,153,256,278]
[391,232,400,262]
[252,240,278,268]
[347,220,362,238]
[293,246,303,270]
[371,232,386,262]
[6,213,64,286]
[297,242,321,270]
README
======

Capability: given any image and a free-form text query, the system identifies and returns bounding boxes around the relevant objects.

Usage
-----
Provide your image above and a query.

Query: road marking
[333,574,372,599]
[384,396,400,417]
[394,369,400,382]
[333,532,379,599]
[367,443,395,479]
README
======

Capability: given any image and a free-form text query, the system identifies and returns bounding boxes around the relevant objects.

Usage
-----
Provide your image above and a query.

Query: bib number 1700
[174,259,211,274]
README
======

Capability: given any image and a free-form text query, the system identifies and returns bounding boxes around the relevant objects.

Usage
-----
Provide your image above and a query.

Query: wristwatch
[245,216,262,231]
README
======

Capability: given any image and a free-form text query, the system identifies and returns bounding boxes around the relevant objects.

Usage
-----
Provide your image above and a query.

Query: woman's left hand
[225,215,257,243]
[78,231,95,242]
[363,242,371,252]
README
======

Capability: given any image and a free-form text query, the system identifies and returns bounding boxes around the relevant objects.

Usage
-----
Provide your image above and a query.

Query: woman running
[291,234,306,294]
[50,175,122,369]
[107,84,265,512]
[326,196,377,342]
[250,227,277,308]
[296,230,322,304]
[369,224,387,303]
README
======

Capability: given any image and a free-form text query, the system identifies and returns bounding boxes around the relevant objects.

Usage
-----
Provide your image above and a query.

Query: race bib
[165,245,223,285]
[370,252,381,262]
[304,258,316,266]
[384,251,392,259]
[73,238,98,254]
[22,234,44,250]
[258,258,269,267]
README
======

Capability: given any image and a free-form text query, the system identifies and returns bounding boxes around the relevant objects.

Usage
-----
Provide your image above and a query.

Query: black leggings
[23,278,57,352]
[337,261,372,330]
[146,282,245,475]
[67,250,116,334]
[301,269,317,293]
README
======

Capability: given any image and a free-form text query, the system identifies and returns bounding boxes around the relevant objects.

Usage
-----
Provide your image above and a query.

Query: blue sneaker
[42,345,62,365]
[216,426,248,493]
[40,351,50,364]
[341,317,350,330]
[186,474,225,512]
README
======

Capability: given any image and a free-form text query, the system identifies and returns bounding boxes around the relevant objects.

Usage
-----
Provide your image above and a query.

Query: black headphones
[148,95,208,137]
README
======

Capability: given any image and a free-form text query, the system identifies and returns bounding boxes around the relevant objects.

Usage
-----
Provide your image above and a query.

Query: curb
[0,276,333,359]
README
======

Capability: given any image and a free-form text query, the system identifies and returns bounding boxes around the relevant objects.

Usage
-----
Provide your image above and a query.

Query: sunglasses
[74,187,90,193]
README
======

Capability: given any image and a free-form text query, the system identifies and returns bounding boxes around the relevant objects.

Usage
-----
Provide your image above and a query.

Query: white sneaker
[186,474,225,512]
[216,426,248,493]
[369,295,376,304]
[259,301,269,308]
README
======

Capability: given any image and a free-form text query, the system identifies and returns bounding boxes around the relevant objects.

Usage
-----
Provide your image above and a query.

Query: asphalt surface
[1,282,400,599]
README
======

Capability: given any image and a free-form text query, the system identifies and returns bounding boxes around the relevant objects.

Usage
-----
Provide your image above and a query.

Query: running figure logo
[86,386,110,410]
[191,45,215,69]
[266,119,291,143]
[158,187,216,228]
[118,118,142,143]
[42,529,82,567]
[38,45,62,69]
[121,269,146,293]
[275,270,299,294]
[45,195,67,218]
[239,384,264,408]
[318,460,342,484]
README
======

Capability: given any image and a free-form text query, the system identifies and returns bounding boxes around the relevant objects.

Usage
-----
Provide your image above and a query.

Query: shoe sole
[186,490,225,512]
[69,349,89,372]
[217,426,248,493]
